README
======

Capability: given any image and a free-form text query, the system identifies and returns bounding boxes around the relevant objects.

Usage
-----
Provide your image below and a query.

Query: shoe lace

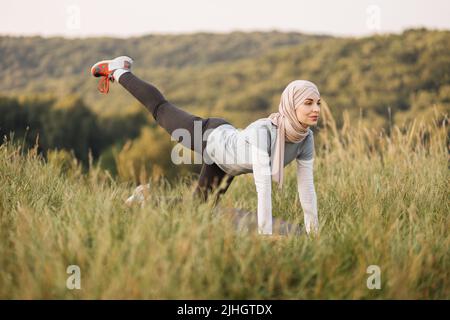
[97,74,114,94]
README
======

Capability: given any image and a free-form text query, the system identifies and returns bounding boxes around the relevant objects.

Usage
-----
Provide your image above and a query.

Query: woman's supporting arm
[296,158,319,234]
[251,144,273,235]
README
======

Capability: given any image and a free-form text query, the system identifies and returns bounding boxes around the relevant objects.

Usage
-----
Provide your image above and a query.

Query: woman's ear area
[295,102,305,119]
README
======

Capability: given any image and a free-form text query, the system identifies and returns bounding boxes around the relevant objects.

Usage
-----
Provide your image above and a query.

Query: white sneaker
[90,56,133,93]
[125,183,151,207]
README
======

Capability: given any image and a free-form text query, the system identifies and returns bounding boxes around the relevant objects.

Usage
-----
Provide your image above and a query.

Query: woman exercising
[91,56,320,235]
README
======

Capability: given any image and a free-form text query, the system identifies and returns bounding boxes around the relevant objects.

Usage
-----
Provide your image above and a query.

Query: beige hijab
[268,80,320,189]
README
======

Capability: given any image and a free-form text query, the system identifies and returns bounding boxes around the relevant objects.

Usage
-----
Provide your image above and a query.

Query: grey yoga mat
[212,207,302,236]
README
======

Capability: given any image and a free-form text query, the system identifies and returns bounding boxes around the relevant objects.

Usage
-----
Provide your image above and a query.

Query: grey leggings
[119,72,235,204]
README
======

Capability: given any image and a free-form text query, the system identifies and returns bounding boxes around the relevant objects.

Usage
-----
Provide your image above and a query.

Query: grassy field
[0,107,448,299]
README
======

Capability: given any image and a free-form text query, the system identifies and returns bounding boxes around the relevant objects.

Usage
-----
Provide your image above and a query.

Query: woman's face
[295,92,321,126]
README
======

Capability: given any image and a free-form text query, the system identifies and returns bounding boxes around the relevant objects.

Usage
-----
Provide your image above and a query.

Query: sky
[1,0,449,38]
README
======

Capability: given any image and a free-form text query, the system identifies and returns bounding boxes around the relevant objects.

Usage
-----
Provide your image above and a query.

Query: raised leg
[118,72,230,154]
[118,72,235,203]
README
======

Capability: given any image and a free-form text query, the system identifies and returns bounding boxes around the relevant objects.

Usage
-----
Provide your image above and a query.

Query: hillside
[0,29,448,128]
[0,31,324,94]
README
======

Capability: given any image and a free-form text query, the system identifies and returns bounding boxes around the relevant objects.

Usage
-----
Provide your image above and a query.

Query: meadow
[0,105,448,299]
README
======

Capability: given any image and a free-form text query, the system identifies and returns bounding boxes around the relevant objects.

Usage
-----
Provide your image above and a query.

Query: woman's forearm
[251,145,273,235]
[297,158,319,234]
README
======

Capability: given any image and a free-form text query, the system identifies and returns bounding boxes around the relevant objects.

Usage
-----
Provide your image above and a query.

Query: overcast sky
[1,0,449,38]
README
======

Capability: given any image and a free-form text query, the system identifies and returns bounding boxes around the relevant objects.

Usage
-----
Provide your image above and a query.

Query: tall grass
[0,106,448,299]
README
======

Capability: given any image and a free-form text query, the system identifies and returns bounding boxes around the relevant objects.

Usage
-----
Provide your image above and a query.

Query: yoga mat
[213,207,302,236]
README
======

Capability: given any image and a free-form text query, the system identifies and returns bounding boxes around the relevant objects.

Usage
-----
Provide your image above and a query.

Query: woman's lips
[309,116,318,120]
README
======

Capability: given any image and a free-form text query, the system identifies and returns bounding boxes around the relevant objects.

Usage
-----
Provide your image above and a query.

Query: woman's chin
[298,119,316,127]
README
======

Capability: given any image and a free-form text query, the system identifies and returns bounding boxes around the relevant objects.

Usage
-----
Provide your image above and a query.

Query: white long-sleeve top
[205,118,318,235]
